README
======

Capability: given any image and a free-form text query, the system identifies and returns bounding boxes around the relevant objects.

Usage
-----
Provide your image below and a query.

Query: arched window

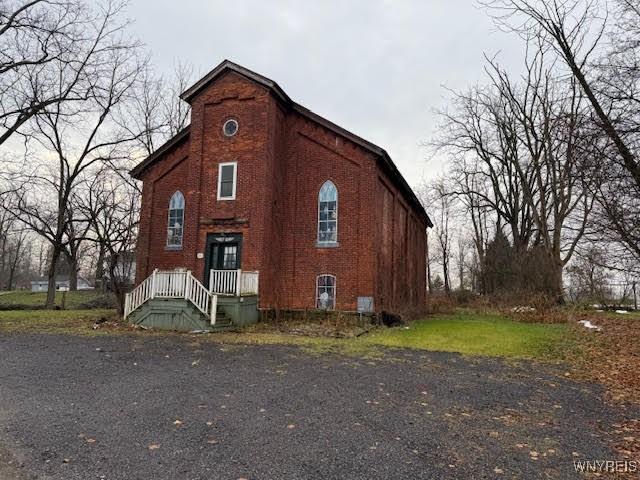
[318,180,338,244]
[167,191,185,248]
[316,274,336,310]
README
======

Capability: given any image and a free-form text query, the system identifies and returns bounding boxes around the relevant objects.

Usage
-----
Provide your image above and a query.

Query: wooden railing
[124,273,154,318]
[209,269,238,296]
[124,269,218,324]
[209,269,259,296]
[239,271,259,295]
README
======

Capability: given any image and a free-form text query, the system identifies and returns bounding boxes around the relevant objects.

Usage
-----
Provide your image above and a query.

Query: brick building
[129,60,431,323]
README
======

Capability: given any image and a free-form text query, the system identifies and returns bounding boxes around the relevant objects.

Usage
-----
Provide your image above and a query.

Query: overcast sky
[128,0,525,188]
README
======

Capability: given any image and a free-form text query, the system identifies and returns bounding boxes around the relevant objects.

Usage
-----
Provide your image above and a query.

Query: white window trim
[217,161,237,200]
[317,180,338,245]
[316,274,336,310]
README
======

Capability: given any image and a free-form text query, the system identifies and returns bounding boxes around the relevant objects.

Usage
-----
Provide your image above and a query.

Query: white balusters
[124,269,215,320]
[209,269,259,296]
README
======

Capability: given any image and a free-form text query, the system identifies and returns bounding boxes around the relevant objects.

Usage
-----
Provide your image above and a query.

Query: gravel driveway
[0,333,622,479]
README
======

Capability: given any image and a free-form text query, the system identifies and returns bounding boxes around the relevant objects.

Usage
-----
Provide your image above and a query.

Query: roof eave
[129,126,190,179]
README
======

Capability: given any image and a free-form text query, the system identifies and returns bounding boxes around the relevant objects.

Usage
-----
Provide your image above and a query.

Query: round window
[223,119,239,137]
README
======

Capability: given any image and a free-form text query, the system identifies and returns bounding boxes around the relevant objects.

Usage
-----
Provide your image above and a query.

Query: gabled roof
[180,59,293,105]
[131,60,432,227]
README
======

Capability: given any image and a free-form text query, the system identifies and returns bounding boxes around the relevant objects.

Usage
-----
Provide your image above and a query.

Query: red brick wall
[135,72,428,313]
[375,171,428,312]
[135,139,190,282]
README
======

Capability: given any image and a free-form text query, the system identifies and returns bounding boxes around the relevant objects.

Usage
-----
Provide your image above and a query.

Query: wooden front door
[204,233,243,287]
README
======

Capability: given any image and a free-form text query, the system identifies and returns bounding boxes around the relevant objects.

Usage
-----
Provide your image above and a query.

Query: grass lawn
[0,307,572,361]
[213,310,572,360]
[0,290,114,309]
[363,312,571,359]
[0,309,118,334]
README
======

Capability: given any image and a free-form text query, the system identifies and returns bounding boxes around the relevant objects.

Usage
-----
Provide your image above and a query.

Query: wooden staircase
[124,270,231,332]
[127,298,234,332]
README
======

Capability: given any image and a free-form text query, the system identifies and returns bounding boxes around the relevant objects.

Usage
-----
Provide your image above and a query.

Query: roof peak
[180,59,291,104]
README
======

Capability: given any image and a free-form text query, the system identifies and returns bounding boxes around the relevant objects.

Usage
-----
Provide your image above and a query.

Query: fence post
[236,269,242,296]
[634,281,637,311]
[185,271,190,299]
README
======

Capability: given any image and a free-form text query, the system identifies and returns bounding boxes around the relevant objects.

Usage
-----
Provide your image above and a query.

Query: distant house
[113,251,136,284]
[101,251,136,289]
[30,276,93,292]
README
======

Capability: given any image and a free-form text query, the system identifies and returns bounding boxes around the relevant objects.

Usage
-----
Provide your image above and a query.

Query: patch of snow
[578,320,602,331]
[615,310,629,314]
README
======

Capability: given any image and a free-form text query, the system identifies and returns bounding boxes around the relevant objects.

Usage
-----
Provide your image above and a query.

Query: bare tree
[75,167,139,315]
[8,29,147,307]
[116,60,194,156]
[0,0,137,146]
[484,0,640,270]
[434,39,597,300]
[486,52,597,300]
[163,61,193,137]
[426,179,455,294]
[456,235,471,290]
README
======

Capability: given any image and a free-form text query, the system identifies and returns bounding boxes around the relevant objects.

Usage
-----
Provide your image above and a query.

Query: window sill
[316,241,339,248]
[165,245,183,251]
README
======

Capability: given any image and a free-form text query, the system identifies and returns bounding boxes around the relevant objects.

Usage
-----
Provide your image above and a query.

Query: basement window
[217,162,237,200]
[316,274,336,310]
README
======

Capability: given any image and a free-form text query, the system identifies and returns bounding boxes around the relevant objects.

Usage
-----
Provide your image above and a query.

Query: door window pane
[222,245,237,269]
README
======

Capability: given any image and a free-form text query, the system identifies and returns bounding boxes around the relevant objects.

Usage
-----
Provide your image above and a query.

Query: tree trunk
[46,247,61,308]
[69,260,78,291]
[95,245,105,291]
[443,259,451,295]
[551,257,565,304]
[0,235,6,289]
[7,240,20,290]
[108,256,125,316]
[7,267,15,290]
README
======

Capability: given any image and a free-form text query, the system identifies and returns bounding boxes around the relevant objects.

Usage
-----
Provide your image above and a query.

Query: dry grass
[560,311,640,465]
[0,290,116,310]
[0,309,121,335]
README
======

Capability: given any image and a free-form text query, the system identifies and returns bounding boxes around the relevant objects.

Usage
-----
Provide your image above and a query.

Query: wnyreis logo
[573,460,638,474]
